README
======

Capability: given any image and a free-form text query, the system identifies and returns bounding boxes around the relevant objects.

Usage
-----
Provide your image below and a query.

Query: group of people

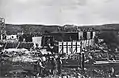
[30,43,62,76]
[33,55,62,76]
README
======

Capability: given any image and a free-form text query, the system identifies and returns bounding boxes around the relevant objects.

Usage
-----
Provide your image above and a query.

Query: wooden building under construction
[41,30,96,54]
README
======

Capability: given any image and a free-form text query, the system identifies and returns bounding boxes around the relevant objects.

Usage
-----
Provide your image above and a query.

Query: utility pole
[0,18,6,40]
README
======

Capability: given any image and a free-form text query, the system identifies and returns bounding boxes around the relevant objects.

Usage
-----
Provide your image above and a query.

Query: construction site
[1,17,119,78]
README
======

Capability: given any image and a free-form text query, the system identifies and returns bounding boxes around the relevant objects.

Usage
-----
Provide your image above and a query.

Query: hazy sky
[0,0,119,25]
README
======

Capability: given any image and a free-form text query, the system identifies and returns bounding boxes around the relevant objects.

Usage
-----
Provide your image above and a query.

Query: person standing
[108,67,116,77]
[0,42,4,52]
[50,57,56,75]
[56,55,62,75]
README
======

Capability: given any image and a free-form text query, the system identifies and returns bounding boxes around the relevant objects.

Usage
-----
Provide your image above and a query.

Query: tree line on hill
[4,24,119,46]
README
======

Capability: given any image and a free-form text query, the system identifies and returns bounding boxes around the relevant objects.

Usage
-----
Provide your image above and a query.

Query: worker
[50,57,56,75]
[56,55,62,75]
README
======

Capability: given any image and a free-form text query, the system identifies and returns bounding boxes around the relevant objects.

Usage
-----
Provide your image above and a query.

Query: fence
[2,42,33,50]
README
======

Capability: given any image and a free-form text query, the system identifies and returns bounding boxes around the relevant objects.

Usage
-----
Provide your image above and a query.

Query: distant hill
[5,23,119,35]
[5,24,60,35]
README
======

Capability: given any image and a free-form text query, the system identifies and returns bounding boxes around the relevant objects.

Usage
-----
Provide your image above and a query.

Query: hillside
[5,24,60,35]
[5,23,119,35]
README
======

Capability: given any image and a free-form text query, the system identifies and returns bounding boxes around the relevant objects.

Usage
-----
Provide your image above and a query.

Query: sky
[0,0,119,25]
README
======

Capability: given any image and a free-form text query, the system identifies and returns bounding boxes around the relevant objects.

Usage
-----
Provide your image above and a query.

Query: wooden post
[76,41,77,53]
[66,42,68,54]
[71,41,73,54]
[62,41,64,54]
[80,41,82,53]
[81,52,85,72]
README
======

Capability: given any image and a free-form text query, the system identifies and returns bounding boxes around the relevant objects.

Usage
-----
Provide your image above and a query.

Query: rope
[4,42,7,49]
[16,42,20,49]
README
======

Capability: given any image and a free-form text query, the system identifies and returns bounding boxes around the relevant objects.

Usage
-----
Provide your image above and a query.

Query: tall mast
[0,17,6,40]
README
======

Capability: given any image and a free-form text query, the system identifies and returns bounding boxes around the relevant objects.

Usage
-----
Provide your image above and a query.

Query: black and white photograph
[1,0,119,78]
